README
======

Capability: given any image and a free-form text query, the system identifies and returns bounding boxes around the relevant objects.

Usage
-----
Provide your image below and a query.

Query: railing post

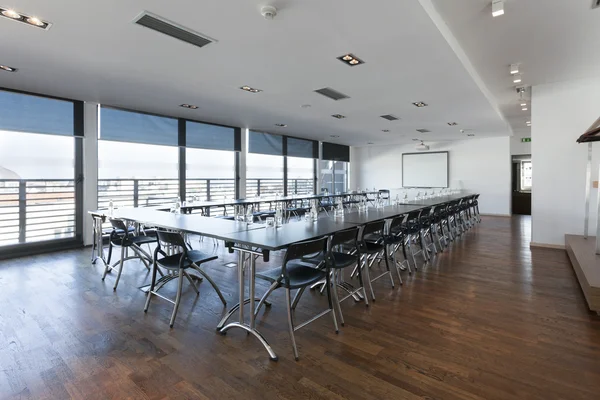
[133,179,139,208]
[206,179,211,201]
[257,179,261,197]
[294,179,298,195]
[18,180,26,243]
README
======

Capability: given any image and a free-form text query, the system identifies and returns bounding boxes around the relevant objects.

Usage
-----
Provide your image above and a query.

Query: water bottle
[246,205,254,225]
[175,196,181,214]
[275,204,283,227]
[108,199,114,216]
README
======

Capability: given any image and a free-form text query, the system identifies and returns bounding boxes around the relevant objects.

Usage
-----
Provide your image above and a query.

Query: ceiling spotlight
[275,123,287,127]
[522,107,528,111]
[0,7,50,29]
[382,129,390,133]
[331,114,346,119]
[513,74,522,84]
[412,102,428,108]
[1,9,21,19]
[0,65,17,72]
[330,135,340,138]
[240,85,262,93]
[447,122,458,126]
[337,53,365,67]
[520,102,527,107]
[526,121,531,126]
[180,104,198,109]
[26,17,44,27]
[492,0,505,17]
[510,63,520,75]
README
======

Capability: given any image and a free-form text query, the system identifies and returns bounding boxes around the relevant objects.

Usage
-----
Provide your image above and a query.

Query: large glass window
[246,153,284,197]
[0,90,80,249]
[287,156,314,195]
[186,148,235,204]
[320,160,348,194]
[97,141,179,209]
[98,107,179,209]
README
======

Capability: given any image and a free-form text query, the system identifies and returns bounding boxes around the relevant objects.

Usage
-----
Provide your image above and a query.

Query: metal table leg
[218,247,278,361]
[91,215,107,266]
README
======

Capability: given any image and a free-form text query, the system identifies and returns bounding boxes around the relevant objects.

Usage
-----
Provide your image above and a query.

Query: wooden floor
[1,216,599,400]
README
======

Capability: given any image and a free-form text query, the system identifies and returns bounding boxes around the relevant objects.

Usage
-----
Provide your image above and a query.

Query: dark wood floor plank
[1,216,600,399]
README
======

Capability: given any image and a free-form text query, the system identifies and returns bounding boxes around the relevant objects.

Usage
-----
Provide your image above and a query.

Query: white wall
[511,135,531,155]
[350,136,511,215]
[532,77,600,246]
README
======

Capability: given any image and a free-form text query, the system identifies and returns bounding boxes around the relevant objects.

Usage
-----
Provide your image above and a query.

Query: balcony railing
[0,179,76,247]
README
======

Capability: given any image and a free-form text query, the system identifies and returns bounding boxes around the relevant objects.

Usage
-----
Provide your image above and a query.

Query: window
[186,148,235,204]
[0,89,81,249]
[97,141,179,208]
[287,156,314,195]
[247,131,284,197]
[98,107,180,209]
[320,160,348,194]
[521,161,532,191]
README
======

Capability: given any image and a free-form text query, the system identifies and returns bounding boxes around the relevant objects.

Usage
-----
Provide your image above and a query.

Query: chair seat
[256,261,326,289]
[157,249,217,270]
[364,241,384,254]
[303,251,358,269]
[112,234,156,247]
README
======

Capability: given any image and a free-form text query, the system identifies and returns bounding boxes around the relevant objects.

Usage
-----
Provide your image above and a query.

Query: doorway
[512,155,532,215]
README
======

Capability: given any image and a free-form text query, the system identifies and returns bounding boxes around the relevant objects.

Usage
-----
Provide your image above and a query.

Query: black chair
[254,236,337,360]
[385,214,410,281]
[358,220,394,302]
[401,210,428,269]
[418,206,437,257]
[102,219,156,290]
[430,205,450,250]
[144,230,226,328]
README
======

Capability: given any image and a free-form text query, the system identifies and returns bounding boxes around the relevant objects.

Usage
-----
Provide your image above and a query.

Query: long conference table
[90,191,476,360]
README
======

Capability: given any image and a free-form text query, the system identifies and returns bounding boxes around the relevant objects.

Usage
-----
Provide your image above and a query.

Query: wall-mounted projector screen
[402,151,449,188]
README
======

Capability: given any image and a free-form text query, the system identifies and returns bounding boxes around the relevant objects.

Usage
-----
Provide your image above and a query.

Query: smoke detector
[415,141,430,151]
[261,5,277,19]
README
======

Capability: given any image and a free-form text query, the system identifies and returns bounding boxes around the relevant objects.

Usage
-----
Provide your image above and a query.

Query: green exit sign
[521,138,531,143]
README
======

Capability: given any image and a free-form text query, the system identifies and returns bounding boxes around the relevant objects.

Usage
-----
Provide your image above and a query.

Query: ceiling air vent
[314,87,350,101]
[594,0,600,9]
[381,114,400,121]
[133,11,216,49]
[416,129,430,133]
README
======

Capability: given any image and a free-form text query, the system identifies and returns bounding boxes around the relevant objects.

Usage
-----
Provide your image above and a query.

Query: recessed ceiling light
[381,114,399,121]
[330,135,340,138]
[467,134,475,137]
[513,74,522,84]
[416,129,430,133]
[301,104,311,108]
[26,17,44,27]
[382,129,390,133]
[240,85,262,93]
[180,104,198,109]
[367,142,374,145]
[510,63,520,75]
[520,102,527,107]
[337,53,365,67]
[0,7,50,29]
[492,0,505,17]
[526,121,531,126]
[1,9,21,19]
[412,102,428,108]
[447,122,458,126]
[412,139,421,141]
[0,65,17,72]
[331,114,346,119]
[522,107,528,111]
[275,123,287,127]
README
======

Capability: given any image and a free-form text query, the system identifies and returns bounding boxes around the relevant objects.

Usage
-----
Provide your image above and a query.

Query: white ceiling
[430,0,600,138]
[0,0,514,147]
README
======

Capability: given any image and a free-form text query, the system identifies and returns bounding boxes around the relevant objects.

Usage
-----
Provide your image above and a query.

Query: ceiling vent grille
[133,12,215,49]
[380,114,399,121]
[314,87,350,101]
[416,129,430,133]
[594,0,600,9]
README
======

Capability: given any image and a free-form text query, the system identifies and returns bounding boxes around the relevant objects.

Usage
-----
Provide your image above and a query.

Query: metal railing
[0,179,76,247]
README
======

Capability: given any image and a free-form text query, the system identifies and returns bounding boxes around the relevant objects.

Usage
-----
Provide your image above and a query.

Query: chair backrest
[109,218,128,232]
[361,220,385,236]
[406,210,421,222]
[282,237,329,281]
[389,214,407,233]
[331,226,359,248]
[156,230,187,248]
